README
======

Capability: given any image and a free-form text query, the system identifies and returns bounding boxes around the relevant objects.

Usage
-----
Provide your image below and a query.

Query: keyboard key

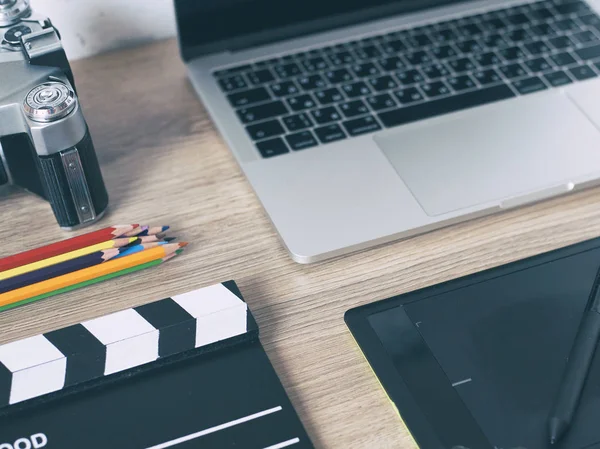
[449,57,476,73]
[314,124,347,144]
[311,106,342,124]
[380,39,406,54]
[238,101,288,124]
[351,62,380,77]
[273,63,303,78]
[474,52,501,68]
[481,17,508,32]
[214,65,252,78]
[366,93,397,111]
[524,57,552,72]
[569,64,598,80]
[429,28,458,43]
[282,113,313,132]
[544,70,573,87]
[378,84,515,128]
[553,18,578,32]
[456,39,484,54]
[405,50,431,65]
[256,137,289,158]
[529,23,557,38]
[447,75,477,92]
[342,115,382,136]
[342,81,372,98]
[575,44,600,61]
[506,13,529,26]
[396,69,425,86]
[379,56,407,71]
[555,2,589,15]
[297,74,328,91]
[512,76,548,95]
[270,81,300,97]
[456,23,483,38]
[473,69,502,86]
[529,6,554,20]
[572,30,600,44]
[315,87,344,105]
[430,45,458,59]
[218,75,247,92]
[368,75,398,91]
[328,51,354,66]
[246,69,275,85]
[549,36,575,50]
[499,63,528,79]
[246,119,285,140]
[340,100,370,118]
[505,28,531,43]
[482,34,506,48]
[499,46,526,62]
[421,63,451,80]
[580,14,600,29]
[550,52,576,67]
[301,57,329,72]
[227,87,271,107]
[285,130,318,151]
[354,45,382,60]
[524,41,551,56]
[420,81,451,98]
[394,87,425,105]
[286,94,316,111]
[325,68,353,83]
[404,33,431,48]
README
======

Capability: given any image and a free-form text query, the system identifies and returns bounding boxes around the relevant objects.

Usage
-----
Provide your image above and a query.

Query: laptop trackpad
[375,91,600,217]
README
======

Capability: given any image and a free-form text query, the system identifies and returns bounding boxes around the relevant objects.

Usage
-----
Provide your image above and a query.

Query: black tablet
[345,237,600,449]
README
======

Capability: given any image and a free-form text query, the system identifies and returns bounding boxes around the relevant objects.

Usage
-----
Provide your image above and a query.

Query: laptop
[175,0,600,264]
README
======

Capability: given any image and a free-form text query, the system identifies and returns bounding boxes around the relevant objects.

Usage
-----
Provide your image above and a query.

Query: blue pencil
[115,240,174,259]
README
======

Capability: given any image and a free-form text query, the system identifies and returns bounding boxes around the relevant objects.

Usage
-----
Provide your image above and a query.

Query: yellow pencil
[0,237,139,281]
[0,243,186,307]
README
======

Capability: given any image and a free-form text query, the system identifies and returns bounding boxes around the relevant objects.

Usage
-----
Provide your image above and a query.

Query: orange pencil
[0,243,187,307]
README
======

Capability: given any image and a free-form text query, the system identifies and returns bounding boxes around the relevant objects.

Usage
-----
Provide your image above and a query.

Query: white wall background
[30,0,177,60]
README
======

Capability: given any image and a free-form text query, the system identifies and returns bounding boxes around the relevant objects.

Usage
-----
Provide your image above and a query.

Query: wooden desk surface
[1,39,600,448]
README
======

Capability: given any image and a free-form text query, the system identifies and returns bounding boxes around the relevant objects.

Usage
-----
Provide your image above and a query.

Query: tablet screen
[360,243,600,449]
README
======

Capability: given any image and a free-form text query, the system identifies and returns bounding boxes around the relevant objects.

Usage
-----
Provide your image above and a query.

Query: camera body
[0,0,108,229]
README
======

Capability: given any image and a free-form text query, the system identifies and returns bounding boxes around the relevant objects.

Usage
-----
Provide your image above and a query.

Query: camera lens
[0,0,30,27]
[0,1,17,8]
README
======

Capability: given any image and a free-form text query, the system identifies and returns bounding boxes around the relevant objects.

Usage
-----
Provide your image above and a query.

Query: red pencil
[0,225,138,272]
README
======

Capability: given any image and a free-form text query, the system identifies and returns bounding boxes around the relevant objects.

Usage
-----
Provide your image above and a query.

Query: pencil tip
[164,237,176,242]
[178,242,189,248]
[162,225,170,232]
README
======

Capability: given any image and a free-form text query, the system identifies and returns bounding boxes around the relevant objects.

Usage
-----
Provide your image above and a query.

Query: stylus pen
[548,273,600,444]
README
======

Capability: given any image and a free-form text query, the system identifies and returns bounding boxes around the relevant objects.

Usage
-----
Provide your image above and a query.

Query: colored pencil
[122,225,149,237]
[0,225,137,272]
[138,234,167,244]
[0,243,187,307]
[137,226,170,237]
[115,241,168,259]
[0,237,139,281]
[0,249,121,294]
[0,250,183,313]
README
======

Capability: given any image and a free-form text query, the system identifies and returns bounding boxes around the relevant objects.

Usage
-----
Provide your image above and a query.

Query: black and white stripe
[0,281,257,407]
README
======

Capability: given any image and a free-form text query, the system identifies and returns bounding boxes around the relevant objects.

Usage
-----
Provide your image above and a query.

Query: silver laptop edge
[184,0,600,263]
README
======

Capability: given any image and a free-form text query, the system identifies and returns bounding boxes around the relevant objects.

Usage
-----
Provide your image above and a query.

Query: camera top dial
[0,0,30,27]
[23,82,77,123]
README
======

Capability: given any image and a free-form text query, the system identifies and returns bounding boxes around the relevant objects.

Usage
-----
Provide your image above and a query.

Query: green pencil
[0,250,183,313]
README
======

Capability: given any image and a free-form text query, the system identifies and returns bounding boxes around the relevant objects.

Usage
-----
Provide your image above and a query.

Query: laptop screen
[175,0,465,59]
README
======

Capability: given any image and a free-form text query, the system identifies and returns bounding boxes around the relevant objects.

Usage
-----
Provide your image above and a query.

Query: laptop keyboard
[213,0,600,158]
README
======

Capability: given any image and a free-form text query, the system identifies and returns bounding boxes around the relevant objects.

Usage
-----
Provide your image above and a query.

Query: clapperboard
[0,281,313,449]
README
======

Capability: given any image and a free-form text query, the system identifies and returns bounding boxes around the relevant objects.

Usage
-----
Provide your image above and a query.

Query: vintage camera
[0,0,108,229]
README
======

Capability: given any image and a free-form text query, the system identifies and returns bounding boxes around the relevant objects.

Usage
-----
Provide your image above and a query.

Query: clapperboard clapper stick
[0,281,314,449]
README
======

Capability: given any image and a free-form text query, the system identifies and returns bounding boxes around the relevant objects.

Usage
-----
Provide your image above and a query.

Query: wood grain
[1,39,600,448]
